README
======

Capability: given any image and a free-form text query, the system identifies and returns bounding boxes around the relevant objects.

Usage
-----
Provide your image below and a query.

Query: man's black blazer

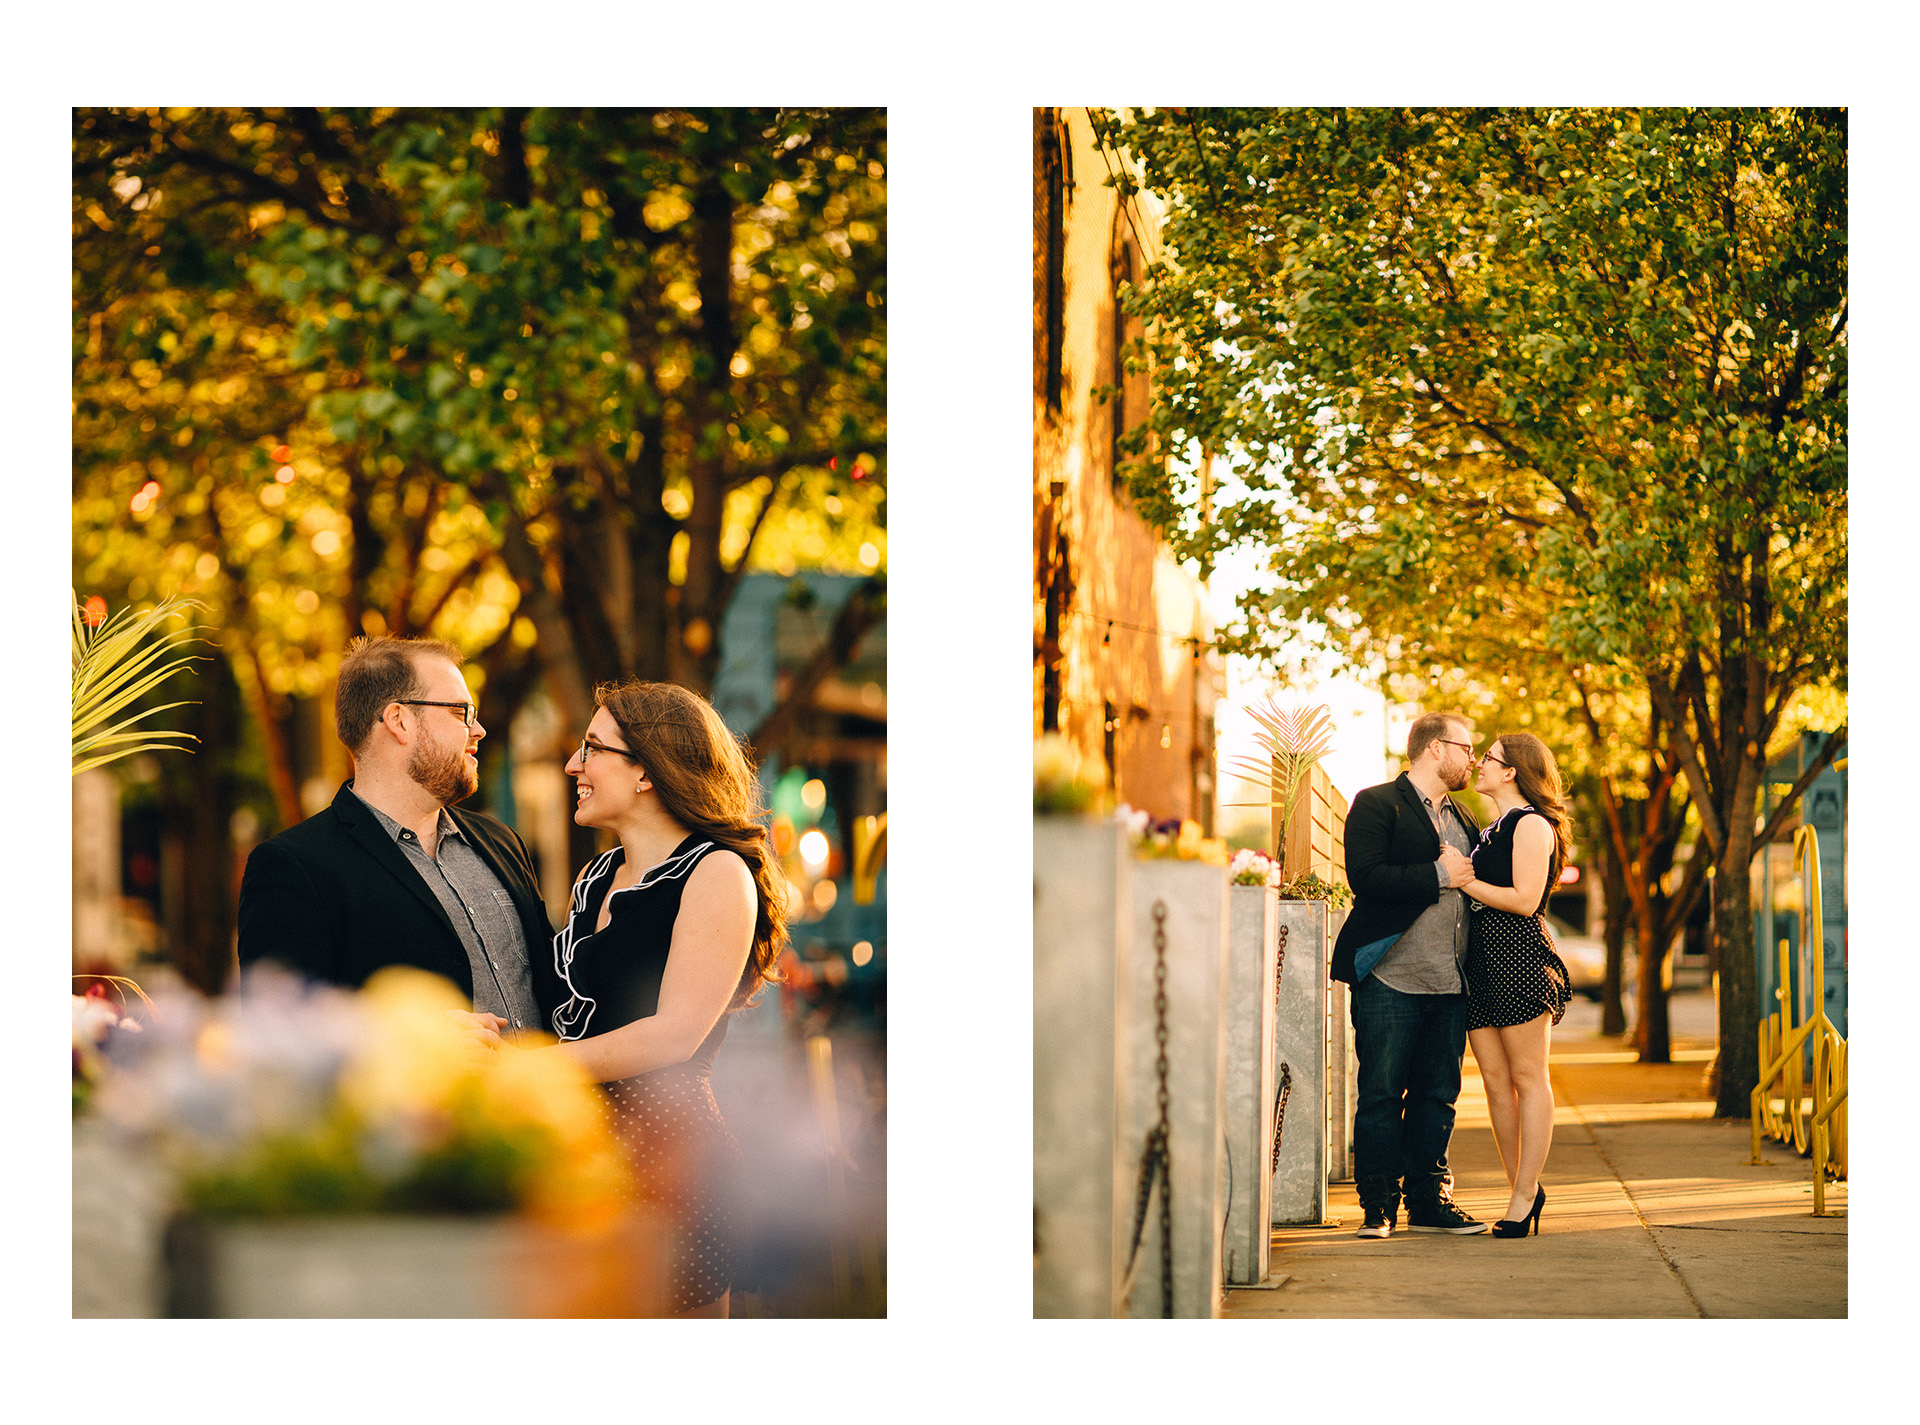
[1329,772,1481,985]
[237,781,561,1017]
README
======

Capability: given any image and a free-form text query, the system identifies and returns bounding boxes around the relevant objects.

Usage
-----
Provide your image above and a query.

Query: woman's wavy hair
[1491,732,1574,881]
[595,678,788,1008]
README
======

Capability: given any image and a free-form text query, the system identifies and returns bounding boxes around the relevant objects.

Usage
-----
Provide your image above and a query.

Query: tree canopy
[1099,106,1845,1105]
[74,107,887,987]
[75,106,886,725]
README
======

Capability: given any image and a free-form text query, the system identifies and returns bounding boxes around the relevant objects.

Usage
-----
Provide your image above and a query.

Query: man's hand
[1438,845,1475,887]
[446,1009,507,1049]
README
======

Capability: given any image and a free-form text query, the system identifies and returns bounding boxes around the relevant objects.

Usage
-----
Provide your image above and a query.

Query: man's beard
[409,735,478,804]
[1444,760,1473,792]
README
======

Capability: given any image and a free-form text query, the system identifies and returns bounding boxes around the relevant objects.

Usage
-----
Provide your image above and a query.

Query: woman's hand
[446,1009,507,1049]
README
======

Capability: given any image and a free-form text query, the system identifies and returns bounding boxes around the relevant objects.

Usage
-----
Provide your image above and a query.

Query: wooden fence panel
[1272,763,1349,886]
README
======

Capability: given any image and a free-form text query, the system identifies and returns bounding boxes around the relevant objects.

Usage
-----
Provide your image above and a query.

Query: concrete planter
[1270,898,1332,1223]
[1221,885,1278,1284]
[1122,857,1229,1319]
[165,1211,668,1317]
[73,1120,169,1318]
[76,1121,667,1318]
[1032,814,1131,1318]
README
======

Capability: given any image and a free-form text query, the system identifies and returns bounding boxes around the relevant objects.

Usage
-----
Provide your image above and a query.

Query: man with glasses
[1329,710,1489,1238]
[238,636,555,1037]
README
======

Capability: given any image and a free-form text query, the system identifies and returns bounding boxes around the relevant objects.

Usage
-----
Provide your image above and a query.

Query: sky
[1206,537,1397,834]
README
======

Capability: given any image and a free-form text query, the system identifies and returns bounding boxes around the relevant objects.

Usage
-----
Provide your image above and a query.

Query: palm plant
[72,590,205,775]
[1222,699,1335,882]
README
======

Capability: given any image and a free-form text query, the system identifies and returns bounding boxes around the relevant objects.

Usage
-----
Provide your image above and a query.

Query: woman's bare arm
[552,849,757,1082]
[1460,814,1555,915]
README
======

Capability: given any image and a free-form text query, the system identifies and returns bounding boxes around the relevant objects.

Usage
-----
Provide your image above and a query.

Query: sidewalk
[1224,989,1846,1318]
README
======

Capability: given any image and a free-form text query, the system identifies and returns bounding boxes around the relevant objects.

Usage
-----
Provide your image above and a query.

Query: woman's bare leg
[1468,1027,1519,1189]
[1497,1013,1554,1222]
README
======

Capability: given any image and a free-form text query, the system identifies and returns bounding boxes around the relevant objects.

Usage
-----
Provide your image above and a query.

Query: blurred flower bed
[1118,803,1230,865]
[80,965,631,1225]
[1033,734,1107,815]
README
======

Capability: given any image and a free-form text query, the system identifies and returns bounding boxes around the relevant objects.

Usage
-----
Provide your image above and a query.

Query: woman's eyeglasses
[576,736,639,764]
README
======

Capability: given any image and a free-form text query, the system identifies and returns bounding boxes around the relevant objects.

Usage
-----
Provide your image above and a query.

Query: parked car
[1546,913,1626,1001]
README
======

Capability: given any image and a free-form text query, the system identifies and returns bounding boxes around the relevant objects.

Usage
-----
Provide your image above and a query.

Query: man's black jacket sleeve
[1343,785,1440,913]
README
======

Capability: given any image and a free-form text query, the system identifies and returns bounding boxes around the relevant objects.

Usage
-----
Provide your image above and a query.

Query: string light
[1066,607,1227,652]
[1060,697,1212,729]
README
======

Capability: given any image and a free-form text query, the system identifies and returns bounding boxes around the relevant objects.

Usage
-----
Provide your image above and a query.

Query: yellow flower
[1033,734,1081,789]
[336,967,482,1124]
[480,1037,604,1148]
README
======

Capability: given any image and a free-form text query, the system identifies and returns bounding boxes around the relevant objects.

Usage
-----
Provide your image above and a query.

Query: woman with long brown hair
[544,678,787,1316]
[1456,732,1574,1238]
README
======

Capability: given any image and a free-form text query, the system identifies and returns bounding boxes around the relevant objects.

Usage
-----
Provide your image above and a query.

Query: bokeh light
[799,829,829,870]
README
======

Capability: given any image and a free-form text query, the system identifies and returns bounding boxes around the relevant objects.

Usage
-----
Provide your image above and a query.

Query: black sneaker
[1405,1197,1489,1234]
[1356,1204,1395,1238]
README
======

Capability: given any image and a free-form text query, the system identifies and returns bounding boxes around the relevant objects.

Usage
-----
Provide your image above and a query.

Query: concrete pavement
[1224,989,1846,1318]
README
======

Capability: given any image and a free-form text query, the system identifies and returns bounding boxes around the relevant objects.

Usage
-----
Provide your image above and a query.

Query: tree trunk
[232,642,303,834]
[497,515,594,735]
[1711,771,1761,1116]
[178,661,237,994]
[1596,826,1630,1037]
[1632,896,1671,1063]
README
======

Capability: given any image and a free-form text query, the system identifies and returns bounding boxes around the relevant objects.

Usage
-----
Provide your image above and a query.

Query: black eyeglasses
[1481,752,1512,770]
[576,736,639,764]
[395,699,478,728]
[1436,738,1476,758]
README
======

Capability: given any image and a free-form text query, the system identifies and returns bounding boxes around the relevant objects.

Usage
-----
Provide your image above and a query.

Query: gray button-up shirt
[1373,790,1474,995]
[348,787,540,1032]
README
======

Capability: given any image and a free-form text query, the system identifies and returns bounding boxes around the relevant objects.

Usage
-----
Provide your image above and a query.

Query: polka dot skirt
[603,1065,740,1313]
[1466,906,1573,1030]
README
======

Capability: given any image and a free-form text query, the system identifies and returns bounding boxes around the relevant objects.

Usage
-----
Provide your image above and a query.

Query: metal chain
[1124,899,1175,1317]
[1268,923,1292,1175]
[1272,923,1290,1015]
[1270,1061,1293,1174]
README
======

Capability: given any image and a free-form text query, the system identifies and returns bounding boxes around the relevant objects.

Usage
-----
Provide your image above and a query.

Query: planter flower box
[164,1210,666,1317]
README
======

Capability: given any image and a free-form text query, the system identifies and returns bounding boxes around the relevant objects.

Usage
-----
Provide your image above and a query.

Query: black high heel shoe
[1492,1185,1546,1238]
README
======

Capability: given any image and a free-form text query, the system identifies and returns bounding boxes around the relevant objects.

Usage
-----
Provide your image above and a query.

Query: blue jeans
[1350,976,1467,1192]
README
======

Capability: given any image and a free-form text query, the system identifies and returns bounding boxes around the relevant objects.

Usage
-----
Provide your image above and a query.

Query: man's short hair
[1405,710,1469,764]
[335,635,464,754]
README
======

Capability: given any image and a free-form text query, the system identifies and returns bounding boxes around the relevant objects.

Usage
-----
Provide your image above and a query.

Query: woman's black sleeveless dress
[1465,806,1572,1030]
[550,836,738,1312]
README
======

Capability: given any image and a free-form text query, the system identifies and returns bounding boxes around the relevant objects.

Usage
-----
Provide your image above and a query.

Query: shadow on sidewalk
[1229,990,1845,1318]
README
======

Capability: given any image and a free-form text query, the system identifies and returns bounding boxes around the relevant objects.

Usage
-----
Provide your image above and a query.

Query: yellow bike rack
[1749,824,1846,1214]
